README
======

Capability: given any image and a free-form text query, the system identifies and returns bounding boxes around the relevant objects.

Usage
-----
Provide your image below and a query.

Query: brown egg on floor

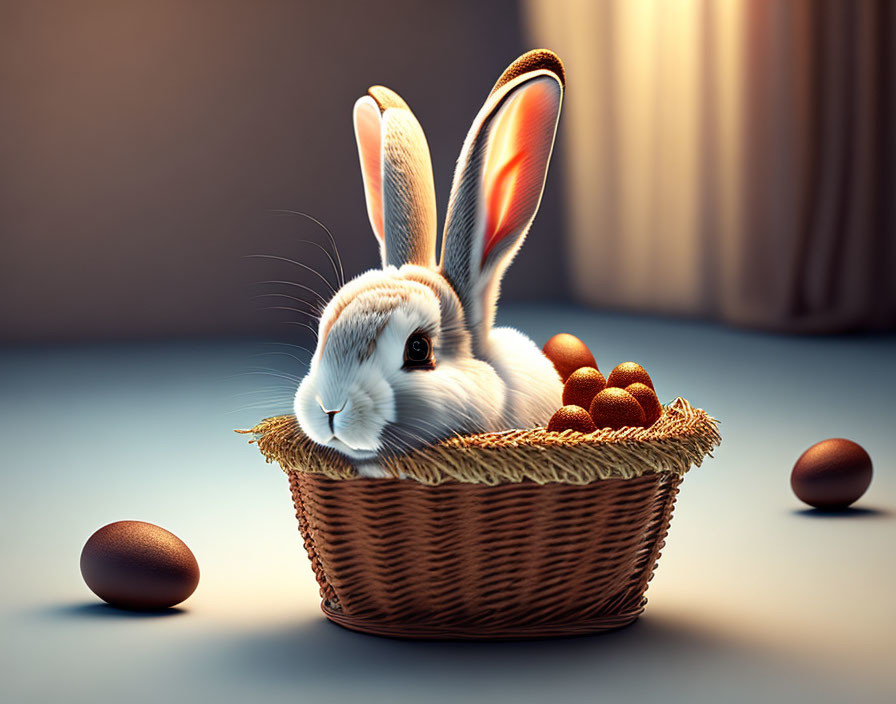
[589,388,647,430]
[80,521,200,610]
[547,405,597,434]
[625,382,663,426]
[791,438,873,510]
[606,362,654,391]
[542,333,598,382]
[562,367,606,410]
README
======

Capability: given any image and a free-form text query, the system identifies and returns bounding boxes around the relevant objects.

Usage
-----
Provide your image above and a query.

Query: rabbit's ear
[353,86,437,269]
[439,51,563,356]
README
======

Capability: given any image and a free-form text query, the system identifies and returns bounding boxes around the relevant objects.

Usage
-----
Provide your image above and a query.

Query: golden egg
[542,333,598,382]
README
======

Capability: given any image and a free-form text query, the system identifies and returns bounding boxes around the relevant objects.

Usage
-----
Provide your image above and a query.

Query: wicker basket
[243,397,719,639]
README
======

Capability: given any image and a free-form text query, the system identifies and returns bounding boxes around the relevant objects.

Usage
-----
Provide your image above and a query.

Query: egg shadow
[792,506,891,519]
[43,602,188,619]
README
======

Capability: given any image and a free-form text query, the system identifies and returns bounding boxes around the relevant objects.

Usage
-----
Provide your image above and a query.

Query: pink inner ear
[481,79,558,265]
[354,99,385,242]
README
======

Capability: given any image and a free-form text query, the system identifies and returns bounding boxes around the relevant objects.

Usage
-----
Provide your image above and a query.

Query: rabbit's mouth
[327,435,378,461]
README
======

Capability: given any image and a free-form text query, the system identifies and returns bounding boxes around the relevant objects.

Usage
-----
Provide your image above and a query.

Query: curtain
[524,0,895,332]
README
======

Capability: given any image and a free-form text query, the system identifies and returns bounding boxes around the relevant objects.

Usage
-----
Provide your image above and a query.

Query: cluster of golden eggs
[542,333,663,434]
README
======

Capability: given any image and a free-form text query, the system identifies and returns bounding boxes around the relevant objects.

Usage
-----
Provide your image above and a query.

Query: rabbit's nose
[325,409,342,433]
[316,397,347,434]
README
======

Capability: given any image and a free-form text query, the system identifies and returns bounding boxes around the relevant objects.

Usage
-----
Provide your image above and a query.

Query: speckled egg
[625,382,663,426]
[791,439,873,510]
[589,388,647,430]
[562,367,606,410]
[80,521,200,610]
[606,362,654,391]
[547,405,597,434]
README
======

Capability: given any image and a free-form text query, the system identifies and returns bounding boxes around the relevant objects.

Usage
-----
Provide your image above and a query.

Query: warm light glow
[353,97,385,243]
[481,80,557,264]
[483,92,527,258]
[525,0,746,315]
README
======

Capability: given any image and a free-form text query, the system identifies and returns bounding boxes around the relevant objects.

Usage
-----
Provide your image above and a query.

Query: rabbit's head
[294,50,564,460]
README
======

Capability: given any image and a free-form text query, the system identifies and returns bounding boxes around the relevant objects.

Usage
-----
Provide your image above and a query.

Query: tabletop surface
[2,304,894,704]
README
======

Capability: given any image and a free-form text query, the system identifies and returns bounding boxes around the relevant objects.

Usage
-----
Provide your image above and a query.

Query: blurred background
[3,0,893,344]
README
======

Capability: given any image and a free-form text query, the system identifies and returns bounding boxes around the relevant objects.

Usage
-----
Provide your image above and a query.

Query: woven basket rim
[240,396,720,486]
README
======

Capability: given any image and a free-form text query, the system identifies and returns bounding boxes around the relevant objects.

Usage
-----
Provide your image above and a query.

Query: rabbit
[294,49,566,478]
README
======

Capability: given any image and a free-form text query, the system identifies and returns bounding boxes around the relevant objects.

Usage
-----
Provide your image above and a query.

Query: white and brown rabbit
[294,50,566,477]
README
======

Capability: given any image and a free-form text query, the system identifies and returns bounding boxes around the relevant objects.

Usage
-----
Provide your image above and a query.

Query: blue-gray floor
[2,304,894,703]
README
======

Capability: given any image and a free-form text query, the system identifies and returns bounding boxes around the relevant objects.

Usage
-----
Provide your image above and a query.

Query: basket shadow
[199,611,797,692]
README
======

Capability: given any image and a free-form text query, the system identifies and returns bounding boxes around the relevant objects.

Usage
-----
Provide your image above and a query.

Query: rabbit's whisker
[397,416,454,442]
[226,403,294,415]
[249,351,309,365]
[228,395,295,405]
[226,371,302,384]
[296,239,343,290]
[241,365,303,379]
[262,306,322,323]
[283,320,319,339]
[268,209,345,287]
[263,341,317,357]
[229,388,296,398]
[252,292,322,312]
[437,406,489,434]
[378,429,414,457]
[246,254,337,296]
[380,424,434,456]
[251,280,329,308]
[227,397,296,411]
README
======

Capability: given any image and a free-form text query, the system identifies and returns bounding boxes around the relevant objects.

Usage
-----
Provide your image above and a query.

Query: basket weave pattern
[290,471,681,638]
[245,397,719,639]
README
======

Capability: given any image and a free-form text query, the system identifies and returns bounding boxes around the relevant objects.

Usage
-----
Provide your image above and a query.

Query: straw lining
[240,397,719,485]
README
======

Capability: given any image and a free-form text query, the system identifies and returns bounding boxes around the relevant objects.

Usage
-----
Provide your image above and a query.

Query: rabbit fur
[294,50,566,478]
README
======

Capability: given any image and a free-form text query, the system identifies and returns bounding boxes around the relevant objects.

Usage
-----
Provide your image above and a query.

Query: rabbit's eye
[403,331,434,370]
